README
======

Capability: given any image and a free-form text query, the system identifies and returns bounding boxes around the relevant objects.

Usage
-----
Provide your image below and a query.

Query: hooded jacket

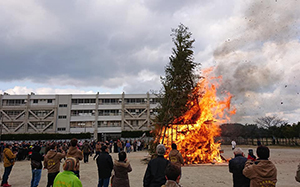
[243,159,277,187]
[53,170,82,187]
[31,146,44,170]
[67,146,83,171]
[3,148,16,167]
[161,180,182,187]
[112,160,132,187]
[44,150,65,173]
[168,149,184,168]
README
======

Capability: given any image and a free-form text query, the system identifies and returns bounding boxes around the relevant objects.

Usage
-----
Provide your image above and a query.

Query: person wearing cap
[1,144,17,187]
[143,144,170,187]
[243,145,277,187]
[53,157,82,187]
[229,147,250,187]
[96,145,113,187]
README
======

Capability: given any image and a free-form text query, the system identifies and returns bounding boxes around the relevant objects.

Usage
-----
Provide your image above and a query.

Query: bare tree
[254,115,286,129]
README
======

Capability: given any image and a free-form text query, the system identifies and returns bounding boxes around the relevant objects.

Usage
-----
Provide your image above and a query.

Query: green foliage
[0,133,91,141]
[157,23,199,126]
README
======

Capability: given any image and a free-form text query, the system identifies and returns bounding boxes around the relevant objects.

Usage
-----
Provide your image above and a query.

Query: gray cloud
[1,0,299,124]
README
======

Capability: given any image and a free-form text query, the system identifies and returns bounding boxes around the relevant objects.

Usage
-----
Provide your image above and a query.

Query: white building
[0,93,159,140]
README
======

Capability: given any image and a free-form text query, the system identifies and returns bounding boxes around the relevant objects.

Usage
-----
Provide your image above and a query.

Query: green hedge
[121,130,151,138]
[0,133,91,141]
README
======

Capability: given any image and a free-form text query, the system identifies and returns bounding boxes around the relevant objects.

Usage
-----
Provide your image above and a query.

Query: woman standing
[112,151,132,187]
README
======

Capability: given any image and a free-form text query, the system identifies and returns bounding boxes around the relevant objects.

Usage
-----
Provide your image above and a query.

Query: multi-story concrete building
[0,93,159,140]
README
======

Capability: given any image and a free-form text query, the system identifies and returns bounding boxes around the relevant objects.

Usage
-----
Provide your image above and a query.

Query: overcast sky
[0,0,299,124]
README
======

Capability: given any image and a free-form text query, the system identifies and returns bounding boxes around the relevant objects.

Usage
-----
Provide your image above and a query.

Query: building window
[71,110,94,116]
[58,115,67,119]
[71,99,96,105]
[57,128,66,131]
[33,99,38,104]
[59,104,67,107]
[47,99,52,103]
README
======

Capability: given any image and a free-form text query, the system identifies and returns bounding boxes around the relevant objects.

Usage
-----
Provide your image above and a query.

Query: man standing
[229,147,250,187]
[30,145,44,187]
[143,144,170,187]
[67,138,83,178]
[1,144,17,187]
[243,145,277,187]
[168,143,184,168]
[44,143,66,187]
[96,145,113,187]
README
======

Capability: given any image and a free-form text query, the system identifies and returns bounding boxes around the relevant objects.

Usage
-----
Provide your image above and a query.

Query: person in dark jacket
[82,141,91,163]
[96,145,113,187]
[229,147,250,187]
[112,151,132,187]
[31,146,44,187]
[143,144,170,187]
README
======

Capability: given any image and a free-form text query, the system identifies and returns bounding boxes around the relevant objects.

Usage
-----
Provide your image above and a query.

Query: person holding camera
[243,145,277,187]
[1,144,17,187]
[44,143,66,187]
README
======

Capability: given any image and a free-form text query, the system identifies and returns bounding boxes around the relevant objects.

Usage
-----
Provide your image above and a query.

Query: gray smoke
[212,0,300,123]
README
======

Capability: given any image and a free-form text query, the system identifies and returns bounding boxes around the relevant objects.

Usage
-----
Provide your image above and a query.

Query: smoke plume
[213,0,300,123]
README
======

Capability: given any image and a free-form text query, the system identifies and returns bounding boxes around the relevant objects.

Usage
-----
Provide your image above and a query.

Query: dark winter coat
[31,146,44,170]
[112,160,132,187]
[229,154,250,187]
[143,155,170,187]
[96,151,113,179]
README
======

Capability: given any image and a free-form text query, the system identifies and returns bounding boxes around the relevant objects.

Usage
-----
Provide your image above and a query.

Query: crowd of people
[0,139,299,187]
[0,139,146,187]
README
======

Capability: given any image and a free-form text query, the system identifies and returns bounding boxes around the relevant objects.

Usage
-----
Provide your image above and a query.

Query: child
[247,149,256,161]
[111,151,132,187]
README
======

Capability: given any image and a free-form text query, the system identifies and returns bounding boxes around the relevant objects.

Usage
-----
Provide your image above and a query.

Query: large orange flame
[159,68,236,164]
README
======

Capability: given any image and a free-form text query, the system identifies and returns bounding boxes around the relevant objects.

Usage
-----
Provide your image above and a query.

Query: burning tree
[156,23,199,135]
[154,24,236,164]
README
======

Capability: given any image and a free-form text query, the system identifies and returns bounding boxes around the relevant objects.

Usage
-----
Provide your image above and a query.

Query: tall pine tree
[156,24,199,128]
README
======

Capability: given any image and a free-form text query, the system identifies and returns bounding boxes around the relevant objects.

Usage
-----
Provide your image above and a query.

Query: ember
[159,68,236,164]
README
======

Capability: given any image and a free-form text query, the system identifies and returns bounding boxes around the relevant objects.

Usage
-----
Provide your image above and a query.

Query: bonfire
[158,68,236,164]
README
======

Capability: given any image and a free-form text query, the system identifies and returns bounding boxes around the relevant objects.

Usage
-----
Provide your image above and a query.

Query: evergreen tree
[156,24,199,128]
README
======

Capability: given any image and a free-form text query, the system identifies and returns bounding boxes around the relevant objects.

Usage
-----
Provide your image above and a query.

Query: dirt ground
[1,145,300,187]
